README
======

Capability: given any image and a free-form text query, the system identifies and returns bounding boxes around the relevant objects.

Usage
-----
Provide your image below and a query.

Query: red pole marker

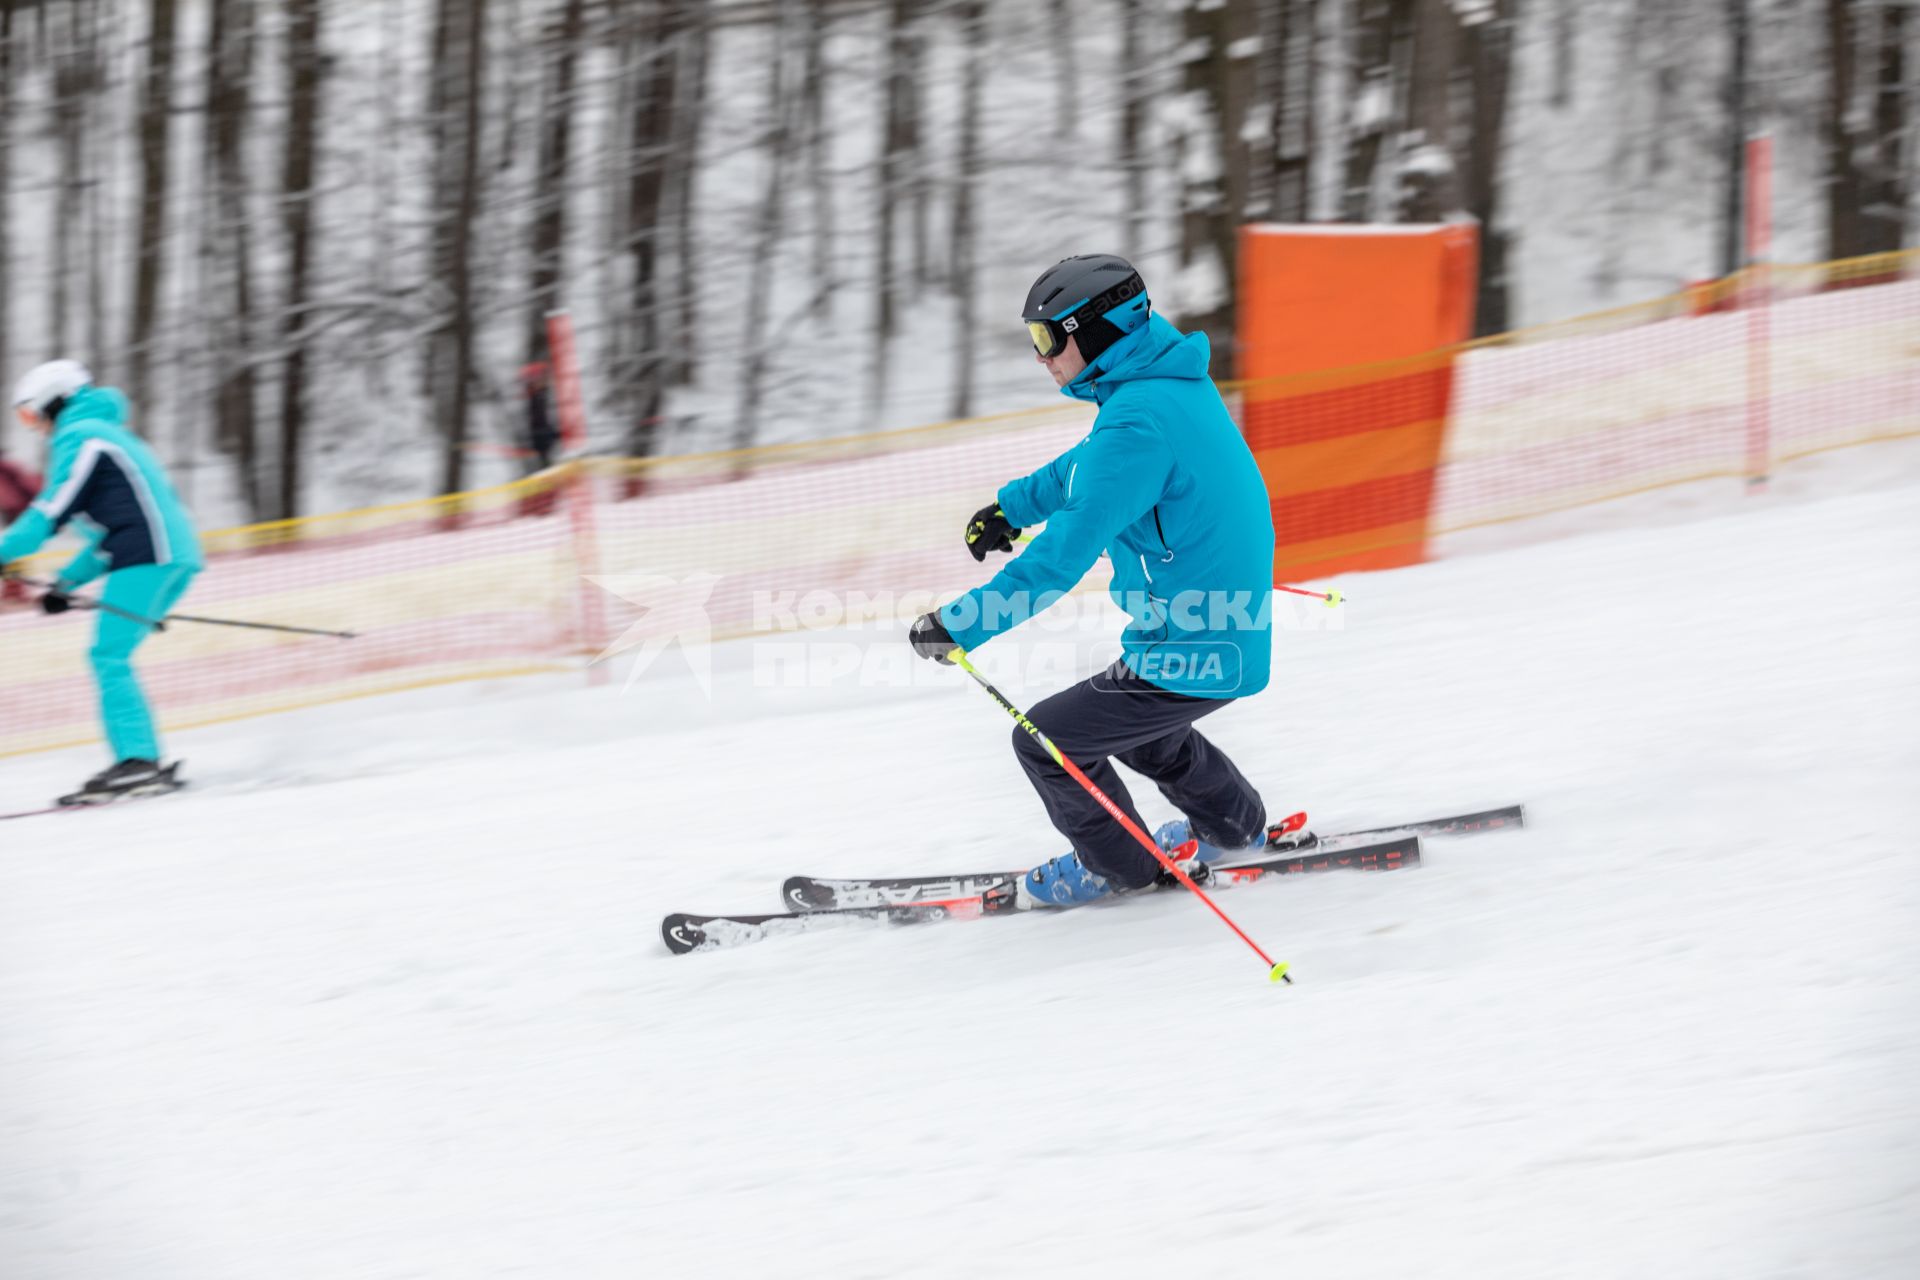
[1276,583,1343,605]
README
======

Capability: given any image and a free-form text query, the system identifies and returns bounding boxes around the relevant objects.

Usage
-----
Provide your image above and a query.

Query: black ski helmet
[1021,254,1151,364]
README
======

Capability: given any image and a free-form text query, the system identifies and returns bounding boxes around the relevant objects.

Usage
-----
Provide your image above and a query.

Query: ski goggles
[1025,317,1078,359]
[1023,272,1149,358]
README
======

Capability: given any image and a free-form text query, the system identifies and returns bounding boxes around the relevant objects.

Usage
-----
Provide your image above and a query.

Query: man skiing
[1,360,203,804]
[909,254,1276,908]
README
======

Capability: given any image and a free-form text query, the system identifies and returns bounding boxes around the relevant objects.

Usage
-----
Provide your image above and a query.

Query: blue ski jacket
[940,313,1275,698]
[0,386,203,586]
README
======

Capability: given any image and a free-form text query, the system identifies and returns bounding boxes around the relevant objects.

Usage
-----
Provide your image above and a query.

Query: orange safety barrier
[1236,223,1479,578]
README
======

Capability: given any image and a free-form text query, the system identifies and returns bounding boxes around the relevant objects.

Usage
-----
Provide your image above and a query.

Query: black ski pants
[1012,660,1266,889]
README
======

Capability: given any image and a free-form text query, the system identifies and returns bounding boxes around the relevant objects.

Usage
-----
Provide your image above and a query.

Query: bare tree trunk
[1591,0,1659,299]
[869,0,915,420]
[1464,0,1515,335]
[669,1,710,386]
[1550,0,1575,109]
[278,0,322,518]
[354,0,405,420]
[1398,0,1461,223]
[0,0,15,434]
[525,0,585,364]
[1642,0,1686,178]
[1827,0,1909,258]
[1046,0,1078,141]
[1291,0,1320,222]
[904,11,930,288]
[948,0,986,420]
[1868,2,1910,253]
[203,0,260,515]
[803,0,834,318]
[82,0,106,369]
[1250,0,1280,219]
[1822,0,1858,260]
[623,1,685,458]
[1256,0,1318,222]
[422,0,452,401]
[52,1,96,355]
[128,0,179,413]
[431,0,486,496]
[1118,0,1147,257]
[734,0,795,452]
[599,12,637,396]
[1173,0,1257,374]
[1721,0,1750,276]
[1340,0,1402,221]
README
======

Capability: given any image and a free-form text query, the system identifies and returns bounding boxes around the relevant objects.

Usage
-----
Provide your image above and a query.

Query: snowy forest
[0,0,1912,526]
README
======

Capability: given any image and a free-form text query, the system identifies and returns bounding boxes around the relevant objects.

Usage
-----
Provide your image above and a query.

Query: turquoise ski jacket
[0,386,203,586]
[940,314,1275,698]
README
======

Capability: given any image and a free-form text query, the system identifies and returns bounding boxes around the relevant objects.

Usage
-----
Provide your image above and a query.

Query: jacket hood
[1062,313,1212,404]
[54,385,131,429]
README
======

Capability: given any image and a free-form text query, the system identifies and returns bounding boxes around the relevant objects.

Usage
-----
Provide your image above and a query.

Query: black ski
[4,762,189,820]
[1210,834,1419,885]
[781,804,1521,911]
[662,835,1421,956]
[57,762,187,808]
[663,888,1012,957]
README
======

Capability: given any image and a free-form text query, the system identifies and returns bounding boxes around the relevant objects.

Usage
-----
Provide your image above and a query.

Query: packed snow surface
[3,481,1917,1278]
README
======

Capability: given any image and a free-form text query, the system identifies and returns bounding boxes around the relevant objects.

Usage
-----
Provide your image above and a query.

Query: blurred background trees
[0,0,1909,523]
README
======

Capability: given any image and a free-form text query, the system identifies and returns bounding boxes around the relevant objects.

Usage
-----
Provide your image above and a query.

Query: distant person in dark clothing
[0,450,38,522]
[0,450,39,606]
[522,362,560,472]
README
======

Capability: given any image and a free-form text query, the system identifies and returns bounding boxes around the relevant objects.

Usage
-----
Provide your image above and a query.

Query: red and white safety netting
[2,250,1913,758]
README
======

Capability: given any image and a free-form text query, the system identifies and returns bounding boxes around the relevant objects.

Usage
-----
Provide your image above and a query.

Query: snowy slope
[3,480,1918,1278]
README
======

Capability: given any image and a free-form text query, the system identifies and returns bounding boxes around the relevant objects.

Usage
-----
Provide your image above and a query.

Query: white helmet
[12,359,93,419]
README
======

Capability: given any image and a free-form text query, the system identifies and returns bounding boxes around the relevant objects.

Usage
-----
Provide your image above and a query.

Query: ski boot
[1014,850,1115,910]
[1152,810,1315,864]
[58,759,185,807]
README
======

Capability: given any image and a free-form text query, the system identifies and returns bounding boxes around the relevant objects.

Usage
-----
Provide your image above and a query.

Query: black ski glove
[909,612,958,665]
[40,585,73,615]
[964,503,1021,562]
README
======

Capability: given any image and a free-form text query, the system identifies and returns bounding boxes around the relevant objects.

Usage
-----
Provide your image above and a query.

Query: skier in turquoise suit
[908,255,1277,908]
[2,360,204,803]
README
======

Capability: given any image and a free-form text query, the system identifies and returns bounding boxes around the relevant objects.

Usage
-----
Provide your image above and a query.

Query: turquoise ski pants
[91,563,197,762]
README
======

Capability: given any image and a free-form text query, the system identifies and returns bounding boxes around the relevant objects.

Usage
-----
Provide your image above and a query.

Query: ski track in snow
[2,480,1918,1278]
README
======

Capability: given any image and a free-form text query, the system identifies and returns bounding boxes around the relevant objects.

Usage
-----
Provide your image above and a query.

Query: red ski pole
[949,648,1292,984]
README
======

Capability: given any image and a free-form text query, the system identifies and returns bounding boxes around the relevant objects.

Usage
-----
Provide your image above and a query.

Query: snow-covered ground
[3,476,1917,1278]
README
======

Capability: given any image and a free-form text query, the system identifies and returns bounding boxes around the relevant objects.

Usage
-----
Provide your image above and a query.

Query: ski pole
[12,575,358,639]
[947,647,1292,984]
[1276,583,1343,606]
[1011,533,1342,605]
